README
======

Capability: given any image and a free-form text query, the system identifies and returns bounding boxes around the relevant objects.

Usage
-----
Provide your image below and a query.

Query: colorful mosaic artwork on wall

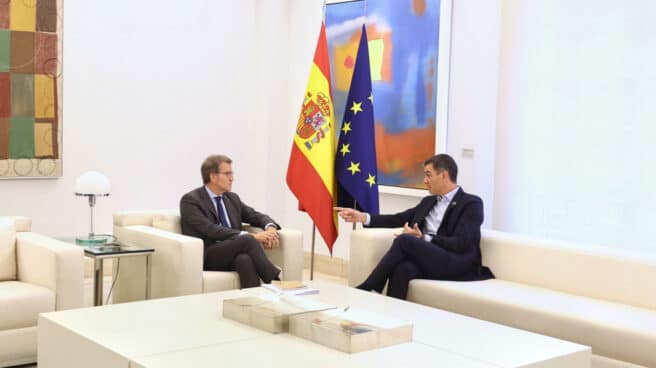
[0,0,62,178]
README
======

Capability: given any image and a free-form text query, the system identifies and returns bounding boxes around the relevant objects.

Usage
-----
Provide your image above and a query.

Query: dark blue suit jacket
[367,187,493,280]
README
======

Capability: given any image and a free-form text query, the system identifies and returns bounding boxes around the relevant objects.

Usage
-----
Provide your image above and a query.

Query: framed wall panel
[0,0,62,178]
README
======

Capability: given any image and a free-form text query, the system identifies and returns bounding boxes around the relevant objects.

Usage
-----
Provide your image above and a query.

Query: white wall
[494,0,656,253]
[446,0,501,228]
[0,0,263,237]
[0,0,503,260]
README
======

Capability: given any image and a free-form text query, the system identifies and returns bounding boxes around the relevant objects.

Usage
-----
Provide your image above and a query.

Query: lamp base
[75,234,113,245]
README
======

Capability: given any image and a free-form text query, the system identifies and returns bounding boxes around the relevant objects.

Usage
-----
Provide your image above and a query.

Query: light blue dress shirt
[363,186,460,242]
[421,186,459,242]
[206,186,233,228]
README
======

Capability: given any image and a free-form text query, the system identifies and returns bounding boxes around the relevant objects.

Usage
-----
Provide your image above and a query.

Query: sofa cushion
[481,230,656,310]
[0,219,16,281]
[0,281,55,330]
[408,279,656,367]
[152,212,182,234]
[0,216,31,232]
[202,271,240,293]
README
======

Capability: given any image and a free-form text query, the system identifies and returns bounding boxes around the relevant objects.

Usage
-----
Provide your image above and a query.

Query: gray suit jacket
[180,186,279,248]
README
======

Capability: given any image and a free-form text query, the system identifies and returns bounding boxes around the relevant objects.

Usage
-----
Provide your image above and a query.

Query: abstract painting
[0,0,62,178]
[326,0,446,189]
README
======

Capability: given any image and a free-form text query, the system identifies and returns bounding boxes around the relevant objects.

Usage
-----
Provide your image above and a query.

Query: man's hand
[252,228,280,249]
[265,226,280,249]
[334,207,367,223]
[400,222,422,238]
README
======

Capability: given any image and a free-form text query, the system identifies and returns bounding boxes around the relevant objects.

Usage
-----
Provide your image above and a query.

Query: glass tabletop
[56,237,154,255]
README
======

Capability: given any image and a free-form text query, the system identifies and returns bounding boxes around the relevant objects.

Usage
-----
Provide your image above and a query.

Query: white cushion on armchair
[0,217,85,367]
[0,219,17,281]
[112,210,304,303]
[0,216,31,281]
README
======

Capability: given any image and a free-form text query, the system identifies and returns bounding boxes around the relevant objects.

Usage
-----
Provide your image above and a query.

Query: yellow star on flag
[340,143,350,157]
[341,122,351,135]
[368,92,373,103]
[347,161,361,175]
[350,101,363,115]
[366,174,376,187]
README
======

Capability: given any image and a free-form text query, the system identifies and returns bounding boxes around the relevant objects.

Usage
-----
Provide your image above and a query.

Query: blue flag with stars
[335,26,379,215]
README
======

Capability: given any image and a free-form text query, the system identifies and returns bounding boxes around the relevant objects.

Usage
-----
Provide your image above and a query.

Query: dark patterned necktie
[214,196,230,228]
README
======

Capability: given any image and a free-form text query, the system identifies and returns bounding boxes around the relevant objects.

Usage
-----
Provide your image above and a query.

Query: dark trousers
[204,235,280,288]
[359,234,471,300]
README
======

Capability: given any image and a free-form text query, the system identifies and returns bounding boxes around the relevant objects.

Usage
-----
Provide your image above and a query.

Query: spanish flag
[286,22,338,253]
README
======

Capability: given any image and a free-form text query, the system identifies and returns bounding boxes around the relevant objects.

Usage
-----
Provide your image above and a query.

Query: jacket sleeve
[367,205,418,228]
[235,194,280,230]
[431,198,483,254]
[180,193,241,242]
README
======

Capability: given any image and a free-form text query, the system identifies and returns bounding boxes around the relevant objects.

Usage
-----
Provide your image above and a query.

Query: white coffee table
[130,334,499,368]
[38,280,590,368]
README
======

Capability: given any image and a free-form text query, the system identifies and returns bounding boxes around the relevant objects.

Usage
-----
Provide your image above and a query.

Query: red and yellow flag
[286,22,338,253]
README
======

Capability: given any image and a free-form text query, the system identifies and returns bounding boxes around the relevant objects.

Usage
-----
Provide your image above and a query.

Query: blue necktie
[214,196,230,228]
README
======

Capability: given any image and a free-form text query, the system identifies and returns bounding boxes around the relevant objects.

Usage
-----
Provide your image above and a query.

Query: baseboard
[304,252,349,278]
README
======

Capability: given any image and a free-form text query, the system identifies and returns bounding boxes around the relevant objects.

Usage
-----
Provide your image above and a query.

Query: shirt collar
[205,185,221,199]
[440,186,460,203]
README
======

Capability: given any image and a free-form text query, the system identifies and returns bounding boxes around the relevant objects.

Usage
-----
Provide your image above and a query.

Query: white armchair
[111,210,304,303]
[0,216,85,367]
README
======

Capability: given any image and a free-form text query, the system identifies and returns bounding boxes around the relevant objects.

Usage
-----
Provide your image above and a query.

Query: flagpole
[322,0,327,21]
[310,223,317,280]
[352,200,357,230]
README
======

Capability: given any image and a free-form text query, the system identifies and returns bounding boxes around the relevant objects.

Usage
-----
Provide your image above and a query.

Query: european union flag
[335,26,379,215]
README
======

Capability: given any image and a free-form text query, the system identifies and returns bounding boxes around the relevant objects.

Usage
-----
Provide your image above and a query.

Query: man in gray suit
[180,154,281,288]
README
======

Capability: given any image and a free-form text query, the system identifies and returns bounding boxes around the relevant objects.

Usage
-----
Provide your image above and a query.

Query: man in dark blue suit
[336,154,493,299]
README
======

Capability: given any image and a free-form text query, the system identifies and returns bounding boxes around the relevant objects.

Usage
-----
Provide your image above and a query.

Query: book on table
[261,280,319,296]
[289,307,413,353]
[222,294,335,333]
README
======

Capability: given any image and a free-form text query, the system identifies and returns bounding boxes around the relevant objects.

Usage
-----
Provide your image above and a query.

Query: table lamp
[75,171,112,244]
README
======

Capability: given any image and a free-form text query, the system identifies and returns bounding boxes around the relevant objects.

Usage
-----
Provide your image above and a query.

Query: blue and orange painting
[326,0,442,189]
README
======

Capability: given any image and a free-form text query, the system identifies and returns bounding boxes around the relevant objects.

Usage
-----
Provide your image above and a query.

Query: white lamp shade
[75,171,111,195]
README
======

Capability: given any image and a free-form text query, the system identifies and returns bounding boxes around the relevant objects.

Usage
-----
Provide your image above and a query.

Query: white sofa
[111,210,304,303]
[0,216,85,367]
[349,228,656,368]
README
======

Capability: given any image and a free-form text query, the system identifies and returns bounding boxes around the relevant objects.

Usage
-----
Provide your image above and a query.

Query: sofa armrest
[348,228,400,286]
[268,228,303,281]
[114,225,203,302]
[241,226,304,281]
[15,232,85,310]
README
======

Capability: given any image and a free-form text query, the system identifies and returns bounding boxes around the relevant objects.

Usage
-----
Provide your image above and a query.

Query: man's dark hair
[424,154,458,183]
[201,154,232,184]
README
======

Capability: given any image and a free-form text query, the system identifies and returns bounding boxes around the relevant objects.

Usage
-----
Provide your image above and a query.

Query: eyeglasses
[216,171,234,177]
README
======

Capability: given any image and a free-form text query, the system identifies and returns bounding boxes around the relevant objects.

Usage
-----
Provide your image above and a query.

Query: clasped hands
[252,226,280,249]
[333,207,423,238]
